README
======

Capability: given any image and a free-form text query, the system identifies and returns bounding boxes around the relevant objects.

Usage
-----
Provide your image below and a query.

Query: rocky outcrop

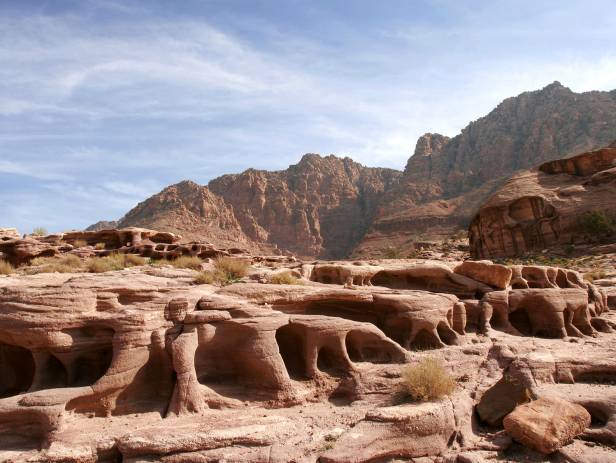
[208,154,401,258]
[469,144,616,258]
[356,82,616,255]
[0,253,614,461]
[503,397,591,454]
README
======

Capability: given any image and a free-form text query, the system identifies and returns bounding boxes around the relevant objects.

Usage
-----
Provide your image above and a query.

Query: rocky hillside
[103,82,616,258]
[469,143,616,259]
[354,82,616,255]
[118,157,401,258]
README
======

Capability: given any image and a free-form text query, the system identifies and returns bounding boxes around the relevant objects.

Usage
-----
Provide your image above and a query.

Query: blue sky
[1,0,616,233]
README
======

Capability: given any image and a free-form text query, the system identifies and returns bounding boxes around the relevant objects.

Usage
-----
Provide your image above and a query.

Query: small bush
[213,257,249,281]
[29,255,83,273]
[170,255,203,270]
[72,239,88,248]
[194,271,217,285]
[0,260,14,275]
[400,357,456,402]
[86,254,128,273]
[267,271,303,285]
[32,226,48,236]
[94,242,106,250]
[124,254,146,267]
[579,210,615,240]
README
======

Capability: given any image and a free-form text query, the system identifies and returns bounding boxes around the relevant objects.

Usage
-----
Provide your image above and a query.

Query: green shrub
[267,271,303,285]
[579,210,615,239]
[170,255,203,270]
[400,357,456,402]
[0,260,14,275]
[32,226,48,236]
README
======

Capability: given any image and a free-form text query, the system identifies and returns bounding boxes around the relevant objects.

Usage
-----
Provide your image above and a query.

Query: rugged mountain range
[100,82,616,258]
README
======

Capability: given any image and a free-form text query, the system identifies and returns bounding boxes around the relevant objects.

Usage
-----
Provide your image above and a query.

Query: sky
[1,0,616,233]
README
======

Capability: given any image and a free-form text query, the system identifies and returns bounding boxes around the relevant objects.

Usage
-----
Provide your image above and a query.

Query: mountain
[117,156,401,258]
[353,82,616,255]
[100,82,616,258]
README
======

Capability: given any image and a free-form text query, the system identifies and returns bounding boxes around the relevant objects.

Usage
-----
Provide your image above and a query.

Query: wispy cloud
[0,0,615,232]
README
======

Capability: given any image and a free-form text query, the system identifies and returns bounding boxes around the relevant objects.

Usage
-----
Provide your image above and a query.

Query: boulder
[503,397,591,454]
[454,260,512,289]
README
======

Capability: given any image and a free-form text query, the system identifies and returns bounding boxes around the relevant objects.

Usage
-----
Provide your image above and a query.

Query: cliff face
[469,145,616,259]
[208,155,401,258]
[117,158,401,258]
[104,82,616,258]
[117,180,257,250]
[354,82,616,255]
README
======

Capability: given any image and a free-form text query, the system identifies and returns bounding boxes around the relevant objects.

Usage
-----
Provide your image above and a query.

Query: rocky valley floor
[0,229,615,462]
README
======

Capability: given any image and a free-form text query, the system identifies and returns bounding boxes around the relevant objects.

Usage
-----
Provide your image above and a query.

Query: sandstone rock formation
[503,397,591,454]
[469,144,616,259]
[1,239,614,461]
[0,227,248,266]
[92,83,616,259]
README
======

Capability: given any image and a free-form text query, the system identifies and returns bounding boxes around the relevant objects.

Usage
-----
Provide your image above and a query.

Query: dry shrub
[170,255,203,270]
[194,257,249,286]
[400,357,456,402]
[124,254,146,267]
[267,271,303,285]
[72,239,88,248]
[86,254,126,273]
[94,242,106,250]
[32,226,47,236]
[29,255,83,273]
[194,271,217,285]
[213,257,249,281]
[0,260,14,275]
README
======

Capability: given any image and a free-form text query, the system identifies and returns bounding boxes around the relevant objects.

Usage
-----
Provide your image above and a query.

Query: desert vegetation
[579,210,615,241]
[31,226,48,236]
[267,271,303,285]
[86,253,145,273]
[29,255,83,273]
[400,357,456,402]
[0,260,14,275]
[194,256,249,286]
[168,255,203,270]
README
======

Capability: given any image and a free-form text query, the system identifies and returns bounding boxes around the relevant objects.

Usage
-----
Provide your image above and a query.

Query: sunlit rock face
[469,144,616,259]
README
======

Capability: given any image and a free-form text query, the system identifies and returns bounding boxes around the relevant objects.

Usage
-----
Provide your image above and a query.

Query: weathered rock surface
[0,248,615,461]
[503,397,591,454]
[469,144,616,259]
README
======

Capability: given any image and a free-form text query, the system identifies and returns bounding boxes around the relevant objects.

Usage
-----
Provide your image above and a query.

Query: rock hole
[509,309,532,336]
[0,343,35,398]
[276,325,307,379]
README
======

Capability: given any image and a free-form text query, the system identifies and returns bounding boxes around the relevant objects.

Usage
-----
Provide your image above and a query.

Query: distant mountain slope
[100,82,616,258]
[353,82,616,255]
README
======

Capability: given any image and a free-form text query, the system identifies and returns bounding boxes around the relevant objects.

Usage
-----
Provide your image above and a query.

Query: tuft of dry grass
[170,255,203,270]
[583,270,607,282]
[194,271,217,285]
[86,253,145,273]
[267,271,303,285]
[29,255,83,273]
[193,257,249,286]
[32,226,47,236]
[0,260,14,275]
[94,242,106,250]
[72,239,88,248]
[124,254,146,267]
[400,357,456,402]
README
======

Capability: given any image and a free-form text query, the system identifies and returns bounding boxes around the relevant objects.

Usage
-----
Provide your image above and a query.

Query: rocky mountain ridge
[105,82,616,258]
